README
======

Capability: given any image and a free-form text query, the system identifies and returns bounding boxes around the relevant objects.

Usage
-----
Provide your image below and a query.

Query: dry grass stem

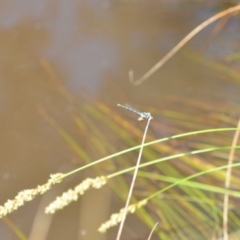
[130,4,240,85]
[98,199,148,233]
[45,176,107,214]
[0,173,63,218]
[147,222,159,240]
[116,115,152,240]
[223,119,240,240]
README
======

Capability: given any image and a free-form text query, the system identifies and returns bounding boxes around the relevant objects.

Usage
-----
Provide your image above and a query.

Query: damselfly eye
[137,116,144,121]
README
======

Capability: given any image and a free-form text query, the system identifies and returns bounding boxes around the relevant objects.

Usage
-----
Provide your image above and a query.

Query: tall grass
[2,3,240,239]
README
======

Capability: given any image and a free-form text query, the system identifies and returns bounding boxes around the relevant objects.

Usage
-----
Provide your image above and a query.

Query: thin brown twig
[130,4,240,86]
[223,119,240,240]
[116,115,153,240]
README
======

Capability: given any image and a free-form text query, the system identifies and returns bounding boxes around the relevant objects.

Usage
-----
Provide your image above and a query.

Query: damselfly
[117,104,152,121]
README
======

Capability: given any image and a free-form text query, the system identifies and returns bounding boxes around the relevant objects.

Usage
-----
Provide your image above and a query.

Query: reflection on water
[0,1,240,239]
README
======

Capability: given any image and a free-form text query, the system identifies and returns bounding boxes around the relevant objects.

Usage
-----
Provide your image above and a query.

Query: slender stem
[147,222,159,240]
[130,4,240,85]
[223,119,240,240]
[144,161,240,203]
[108,145,240,179]
[62,128,240,180]
[116,116,152,240]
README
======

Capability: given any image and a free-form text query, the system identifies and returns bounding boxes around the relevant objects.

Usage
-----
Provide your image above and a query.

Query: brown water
[0,1,240,239]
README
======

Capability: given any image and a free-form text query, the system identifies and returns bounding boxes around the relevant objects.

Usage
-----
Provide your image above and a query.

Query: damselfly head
[137,116,144,121]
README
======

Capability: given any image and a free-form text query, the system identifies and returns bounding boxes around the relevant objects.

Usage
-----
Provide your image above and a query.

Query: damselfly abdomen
[117,104,152,121]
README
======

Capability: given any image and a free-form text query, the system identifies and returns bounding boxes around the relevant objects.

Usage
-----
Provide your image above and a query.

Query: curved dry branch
[130,4,240,86]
